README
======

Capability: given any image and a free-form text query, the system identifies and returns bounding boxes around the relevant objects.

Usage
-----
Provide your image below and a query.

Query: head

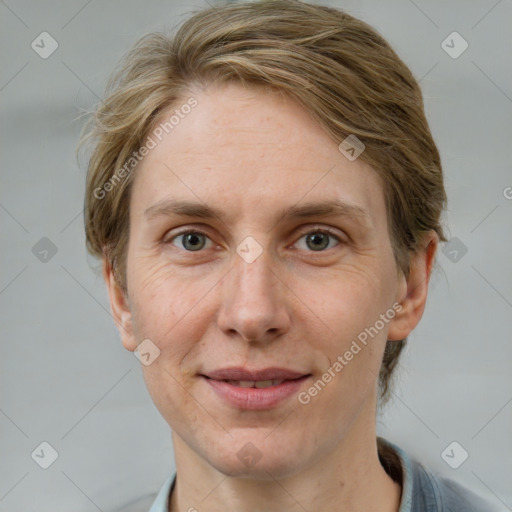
[82,0,446,478]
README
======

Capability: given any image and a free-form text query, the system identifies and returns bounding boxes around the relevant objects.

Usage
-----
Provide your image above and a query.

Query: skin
[103,81,438,512]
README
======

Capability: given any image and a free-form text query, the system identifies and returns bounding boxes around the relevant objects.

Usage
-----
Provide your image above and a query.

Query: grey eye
[296,230,341,252]
[175,232,207,251]
[305,232,330,251]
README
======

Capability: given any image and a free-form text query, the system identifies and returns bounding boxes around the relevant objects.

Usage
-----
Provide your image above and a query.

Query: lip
[201,367,311,410]
[203,367,308,381]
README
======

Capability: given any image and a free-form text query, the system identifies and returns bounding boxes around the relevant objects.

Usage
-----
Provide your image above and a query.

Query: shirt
[148,437,500,511]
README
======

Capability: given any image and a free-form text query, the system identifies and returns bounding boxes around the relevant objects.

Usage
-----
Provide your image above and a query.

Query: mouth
[200,367,311,409]
[211,378,292,388]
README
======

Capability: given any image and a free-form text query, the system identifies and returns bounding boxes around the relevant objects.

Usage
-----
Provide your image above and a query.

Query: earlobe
[102,259,138,352]
[387,231,439,342]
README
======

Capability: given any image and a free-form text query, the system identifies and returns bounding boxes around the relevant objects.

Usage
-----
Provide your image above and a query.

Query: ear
[102,259,138,352]
[387,230,439,341]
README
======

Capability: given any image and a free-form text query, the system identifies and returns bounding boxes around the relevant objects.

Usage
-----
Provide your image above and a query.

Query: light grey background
[1,0,511,510]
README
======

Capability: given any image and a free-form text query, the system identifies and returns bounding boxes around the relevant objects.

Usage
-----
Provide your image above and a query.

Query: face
[107,81,426,479]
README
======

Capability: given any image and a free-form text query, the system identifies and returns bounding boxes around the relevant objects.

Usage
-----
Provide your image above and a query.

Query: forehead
[131,82,386,227]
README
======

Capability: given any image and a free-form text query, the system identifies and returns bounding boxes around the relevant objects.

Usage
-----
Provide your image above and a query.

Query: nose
[216,247,291,343]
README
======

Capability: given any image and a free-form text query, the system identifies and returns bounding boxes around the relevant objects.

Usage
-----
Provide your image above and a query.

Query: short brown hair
[81,0,447,406]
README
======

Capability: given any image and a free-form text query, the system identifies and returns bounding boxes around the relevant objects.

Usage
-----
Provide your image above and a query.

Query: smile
[201,371,311,410]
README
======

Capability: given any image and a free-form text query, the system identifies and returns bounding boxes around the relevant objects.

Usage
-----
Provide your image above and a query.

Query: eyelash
[165,226,344,254]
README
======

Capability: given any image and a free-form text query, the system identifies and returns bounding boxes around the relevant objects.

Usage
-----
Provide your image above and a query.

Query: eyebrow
[143,198,370,226]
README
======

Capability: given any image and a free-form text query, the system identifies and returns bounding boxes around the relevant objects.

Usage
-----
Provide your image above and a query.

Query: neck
[168,411,402,512]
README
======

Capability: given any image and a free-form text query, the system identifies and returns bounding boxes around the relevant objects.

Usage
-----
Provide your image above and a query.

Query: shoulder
[410,455,501,512]
[378,437,501,512]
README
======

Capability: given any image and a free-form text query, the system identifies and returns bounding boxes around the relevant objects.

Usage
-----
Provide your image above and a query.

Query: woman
[81,1,498,510]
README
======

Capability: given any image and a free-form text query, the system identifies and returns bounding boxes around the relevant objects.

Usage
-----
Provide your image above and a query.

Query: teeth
[255,379,274,388]
[226,379,285,388]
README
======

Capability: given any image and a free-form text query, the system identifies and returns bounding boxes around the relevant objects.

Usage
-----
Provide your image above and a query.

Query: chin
[203,435,307,480]
[211,454,302,480]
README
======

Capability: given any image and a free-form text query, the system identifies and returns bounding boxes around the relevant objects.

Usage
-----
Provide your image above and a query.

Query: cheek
[129,253,201,321]
[128,261,206,420]
[305,263,391,336]
[298,261,396,398]
[127,256,207,361]
[141,365,202,439]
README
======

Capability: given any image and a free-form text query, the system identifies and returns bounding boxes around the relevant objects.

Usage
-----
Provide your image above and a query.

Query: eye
[295,228,342,252]
[169,231,213,252]
[165,227,343,254]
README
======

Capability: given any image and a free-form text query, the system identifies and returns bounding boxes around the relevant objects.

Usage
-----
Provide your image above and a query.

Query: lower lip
[203,376,310,410]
